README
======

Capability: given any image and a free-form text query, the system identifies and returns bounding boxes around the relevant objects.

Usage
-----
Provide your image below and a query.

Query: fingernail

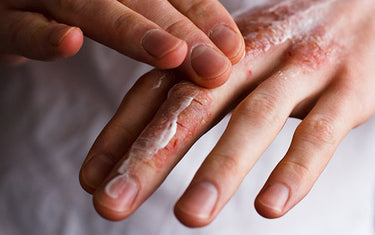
[104,174,138,211]
[49,26,75,47]
[191,44,230,79]
[258,183,289,213]
[142,29,184,58]
[177,182,218,219]
[209,25,243,60]
[82,155,114,189]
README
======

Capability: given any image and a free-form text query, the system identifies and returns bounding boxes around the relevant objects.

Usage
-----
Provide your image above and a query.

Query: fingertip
[80,154,115,194]
[93,194,130,221]
[189,44,232,88]
[153,40,188,69]
[209,25,245,64]
[194,63,232,89]
[230,40,246,65]
[174,204,212,228]
[142,29,188,69]
[174,182,218,227]
[92,174,139,221]
[254,183,290,219]
[53,26,83,59]
[79,168,96,195]
[254,200,284,219]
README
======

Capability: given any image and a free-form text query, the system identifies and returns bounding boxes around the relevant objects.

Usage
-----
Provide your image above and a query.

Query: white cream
[116,93,195,174]
[151,74,165,89]
[156,97,194,149]
[242,0,335,56]
[105,0,340,199]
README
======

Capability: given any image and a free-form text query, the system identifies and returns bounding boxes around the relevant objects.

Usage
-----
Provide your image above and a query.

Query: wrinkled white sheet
[0,1,374,234]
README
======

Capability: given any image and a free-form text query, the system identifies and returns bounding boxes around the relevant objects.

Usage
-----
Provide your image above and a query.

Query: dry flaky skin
[237,0,347,69]
[105,82,214,198]
[106,0,343,183]
[104,0,339,198]
[92,0,375,223]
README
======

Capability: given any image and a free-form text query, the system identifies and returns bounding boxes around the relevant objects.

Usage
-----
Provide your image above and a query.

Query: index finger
[33,0,188,69]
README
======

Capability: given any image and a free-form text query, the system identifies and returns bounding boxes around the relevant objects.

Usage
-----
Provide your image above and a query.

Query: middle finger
[174,52,338,226]
[118,0,243,87]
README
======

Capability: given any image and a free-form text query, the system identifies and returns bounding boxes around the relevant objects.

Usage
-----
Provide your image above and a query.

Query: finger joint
[183,0,212,19]
[279,159,314,187]
[235,92,282,128]
[297,116,337,146]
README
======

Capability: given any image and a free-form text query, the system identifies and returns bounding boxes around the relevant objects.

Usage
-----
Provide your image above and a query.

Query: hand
[0,0,244,88]
[79,0,375,226]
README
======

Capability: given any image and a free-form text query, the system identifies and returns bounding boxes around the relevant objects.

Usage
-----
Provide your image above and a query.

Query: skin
[0,0,245,88]
[80,0,375,227]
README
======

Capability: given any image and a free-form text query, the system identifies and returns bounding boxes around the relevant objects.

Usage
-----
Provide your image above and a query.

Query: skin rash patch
[103,0,343,199]
[236,0,335,57]
[105,85,200,199]
[117,94,196,173]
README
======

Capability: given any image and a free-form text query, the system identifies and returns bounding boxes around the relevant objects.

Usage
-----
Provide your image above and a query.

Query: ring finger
[174,61,336,227]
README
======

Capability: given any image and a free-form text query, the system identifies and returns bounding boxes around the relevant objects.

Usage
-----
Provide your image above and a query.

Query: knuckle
[289,33,334,69]
[209,152,240,177]
[280,160,314,186]
[113,13,136,34]
[220,156,239,175]
[235,92,281,127]
[298,116,337,145]
[165,18,191,35]
[184,0,212,18]
[109,13,143,51]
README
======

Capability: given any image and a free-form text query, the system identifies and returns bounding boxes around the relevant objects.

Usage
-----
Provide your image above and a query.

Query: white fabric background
[0,1,374,234]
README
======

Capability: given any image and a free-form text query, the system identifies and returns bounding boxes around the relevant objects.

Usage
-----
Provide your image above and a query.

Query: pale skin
[0,0,245,88]
[79,0,375,227]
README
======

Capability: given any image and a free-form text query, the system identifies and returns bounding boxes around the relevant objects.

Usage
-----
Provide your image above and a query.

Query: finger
[0,10,83,60]
[79,70,178,194]
[115,0,234,88]
[174,61,336,227]
[90,28,293,221]
[254,81,358,218]
[254,70,375,218]
[40,0,187,69]
[92,80,216,221]
[89,6,300,219]
[0,55,28,66]
[169,0,245,63]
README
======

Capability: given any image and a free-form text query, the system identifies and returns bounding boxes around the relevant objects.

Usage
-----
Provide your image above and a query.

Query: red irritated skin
[80,0,375,227]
